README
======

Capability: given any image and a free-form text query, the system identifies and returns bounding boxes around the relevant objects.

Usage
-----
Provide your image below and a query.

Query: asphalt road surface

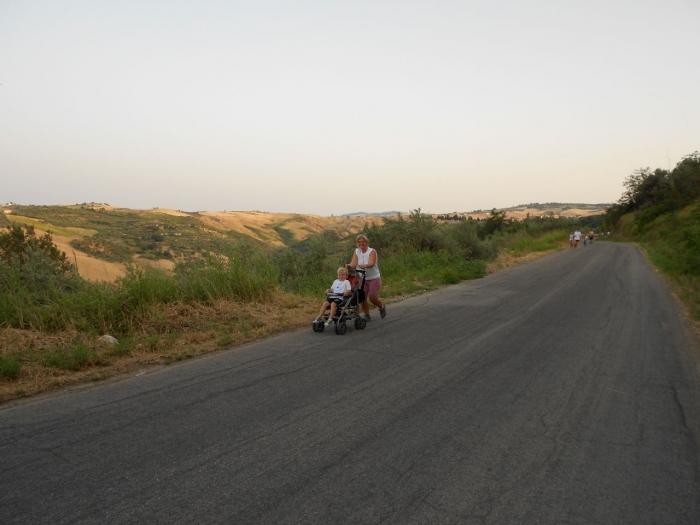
[2,242,700,524]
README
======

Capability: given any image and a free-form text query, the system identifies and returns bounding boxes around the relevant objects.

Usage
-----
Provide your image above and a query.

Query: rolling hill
[0,202,608,282]
[0,204,383,281]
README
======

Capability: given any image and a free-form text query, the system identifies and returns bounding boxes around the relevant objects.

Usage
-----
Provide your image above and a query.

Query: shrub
[365,209,442,255]
[0,225,72,273]
[275,236,345,295]
[0,226,87,329]
[449,220,501,259]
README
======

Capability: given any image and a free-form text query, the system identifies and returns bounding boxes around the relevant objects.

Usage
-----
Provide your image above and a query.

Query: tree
[604,151,700,233]
[0,224,72,273]
[0,224,83,301]
[481,209,507,237]
[671,151,700,207]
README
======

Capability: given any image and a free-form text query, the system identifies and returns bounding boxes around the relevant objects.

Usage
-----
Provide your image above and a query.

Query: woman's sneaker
[379,305,386,318]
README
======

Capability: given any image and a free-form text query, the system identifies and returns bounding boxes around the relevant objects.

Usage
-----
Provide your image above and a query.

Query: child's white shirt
[331,279,351,294]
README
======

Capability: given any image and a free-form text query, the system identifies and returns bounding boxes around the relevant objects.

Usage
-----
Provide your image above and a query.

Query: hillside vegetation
[604,151,700,320]
[457,203,608,221]
[0,203,595,402]
[1,204,606,283]
[7,205,377,262]
[1,206,381,282]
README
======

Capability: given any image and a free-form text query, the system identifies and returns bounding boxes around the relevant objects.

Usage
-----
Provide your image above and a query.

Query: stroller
[312,269,368,335]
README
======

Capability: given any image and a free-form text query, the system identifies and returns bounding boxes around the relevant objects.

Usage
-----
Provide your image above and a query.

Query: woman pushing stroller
[346,234,386,321]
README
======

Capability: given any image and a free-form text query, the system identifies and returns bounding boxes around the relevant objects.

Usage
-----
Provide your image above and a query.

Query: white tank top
[356,247,380,280]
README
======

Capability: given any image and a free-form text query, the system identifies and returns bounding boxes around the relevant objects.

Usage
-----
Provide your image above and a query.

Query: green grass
[0,355,22,380]
[380,251,486,296]
[217,333,234,347]
[42,344,103,371]
[111,337,137,357]
[505,229,569,255]
[144,334,160,351]
[613,202,700,321]
[641,207,700,319]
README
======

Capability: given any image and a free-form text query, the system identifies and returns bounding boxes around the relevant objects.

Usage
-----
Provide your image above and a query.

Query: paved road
[2,242,700,524]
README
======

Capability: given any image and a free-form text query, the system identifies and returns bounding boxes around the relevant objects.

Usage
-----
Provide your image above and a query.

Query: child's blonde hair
[337,267,348,276]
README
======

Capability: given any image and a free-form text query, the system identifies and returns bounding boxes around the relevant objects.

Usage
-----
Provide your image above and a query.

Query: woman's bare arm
[360,250,377,269]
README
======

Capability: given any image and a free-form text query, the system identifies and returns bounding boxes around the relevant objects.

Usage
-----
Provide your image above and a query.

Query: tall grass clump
[380,251,486,295]
[175,241,278,303]
[0,354,22,380]
[42,343,100,371]
[97,239,279,332]
[0,233,281,334]
[275,236,346,295]
[505,229,569,255]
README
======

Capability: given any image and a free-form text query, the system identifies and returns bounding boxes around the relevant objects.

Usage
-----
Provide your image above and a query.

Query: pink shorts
[362,277,381,301]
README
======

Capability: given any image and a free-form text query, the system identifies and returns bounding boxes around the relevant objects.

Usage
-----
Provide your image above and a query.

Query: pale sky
[1,0,698,215]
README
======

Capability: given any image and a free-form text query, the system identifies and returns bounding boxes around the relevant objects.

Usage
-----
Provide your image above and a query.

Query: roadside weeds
[633,242,700,361]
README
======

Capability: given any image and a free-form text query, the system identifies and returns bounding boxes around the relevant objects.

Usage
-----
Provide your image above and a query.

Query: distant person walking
[347,234,386,320]
[569,232,575,249]
[588,230,595,244]
[573,228,582,248]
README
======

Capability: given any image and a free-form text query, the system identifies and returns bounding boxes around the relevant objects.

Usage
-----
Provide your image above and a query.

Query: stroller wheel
[312,322,318,332]
[335,322,347,335]
[318,323,325,333]
[357,318,367,330]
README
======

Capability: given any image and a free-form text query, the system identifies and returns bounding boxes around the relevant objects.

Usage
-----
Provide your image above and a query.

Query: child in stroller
[315,267,352,326]
[312,267,368,335]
